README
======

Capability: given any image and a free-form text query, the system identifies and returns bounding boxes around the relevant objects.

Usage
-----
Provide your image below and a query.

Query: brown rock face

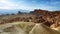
[30,9,60,27]
[0,9,60,28]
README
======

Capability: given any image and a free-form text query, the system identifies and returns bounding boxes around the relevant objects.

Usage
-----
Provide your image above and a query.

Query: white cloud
[0,0,59,11]
[0,0,28,10]
[0,0,19,9]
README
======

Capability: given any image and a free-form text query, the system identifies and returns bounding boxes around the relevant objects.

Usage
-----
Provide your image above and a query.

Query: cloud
[0,0,60,11]
[0,0,29,10]
[0,0,19,9]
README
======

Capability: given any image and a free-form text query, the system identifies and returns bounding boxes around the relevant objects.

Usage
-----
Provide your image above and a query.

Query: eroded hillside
[0,9,60,34]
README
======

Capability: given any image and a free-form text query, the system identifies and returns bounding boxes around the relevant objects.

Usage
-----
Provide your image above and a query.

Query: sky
[0,0,60,11]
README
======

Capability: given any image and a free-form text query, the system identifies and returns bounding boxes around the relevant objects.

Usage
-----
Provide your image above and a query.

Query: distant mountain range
[0,9,60,15]
[0,9,30,14]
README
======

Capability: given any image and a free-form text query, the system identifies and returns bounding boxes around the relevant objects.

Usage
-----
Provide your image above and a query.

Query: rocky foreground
[0,22,60,34]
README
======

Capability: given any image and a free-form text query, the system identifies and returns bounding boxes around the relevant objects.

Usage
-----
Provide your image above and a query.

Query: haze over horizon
[0,0,60,11]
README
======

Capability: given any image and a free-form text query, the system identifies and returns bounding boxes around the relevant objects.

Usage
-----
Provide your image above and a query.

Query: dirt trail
[29,23,60,34]
[0,22,60,34]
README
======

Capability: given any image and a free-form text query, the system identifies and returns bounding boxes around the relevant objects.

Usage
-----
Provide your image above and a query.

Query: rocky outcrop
[30,9,60,27]
[0,9,60,28]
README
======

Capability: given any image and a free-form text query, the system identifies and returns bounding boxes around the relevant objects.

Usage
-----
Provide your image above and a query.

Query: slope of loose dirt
[29,23,60,34]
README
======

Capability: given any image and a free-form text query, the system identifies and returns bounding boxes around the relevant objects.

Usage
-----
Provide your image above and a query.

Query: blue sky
[0,0,60,11]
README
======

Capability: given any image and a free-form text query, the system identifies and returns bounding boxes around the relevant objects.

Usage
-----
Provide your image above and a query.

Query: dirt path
[0,22,60,34]
[29,23,60,34]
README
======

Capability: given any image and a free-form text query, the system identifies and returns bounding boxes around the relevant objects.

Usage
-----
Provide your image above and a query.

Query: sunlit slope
[0,22,60,34]
[0,22,35,34]
[29,23,60,34]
